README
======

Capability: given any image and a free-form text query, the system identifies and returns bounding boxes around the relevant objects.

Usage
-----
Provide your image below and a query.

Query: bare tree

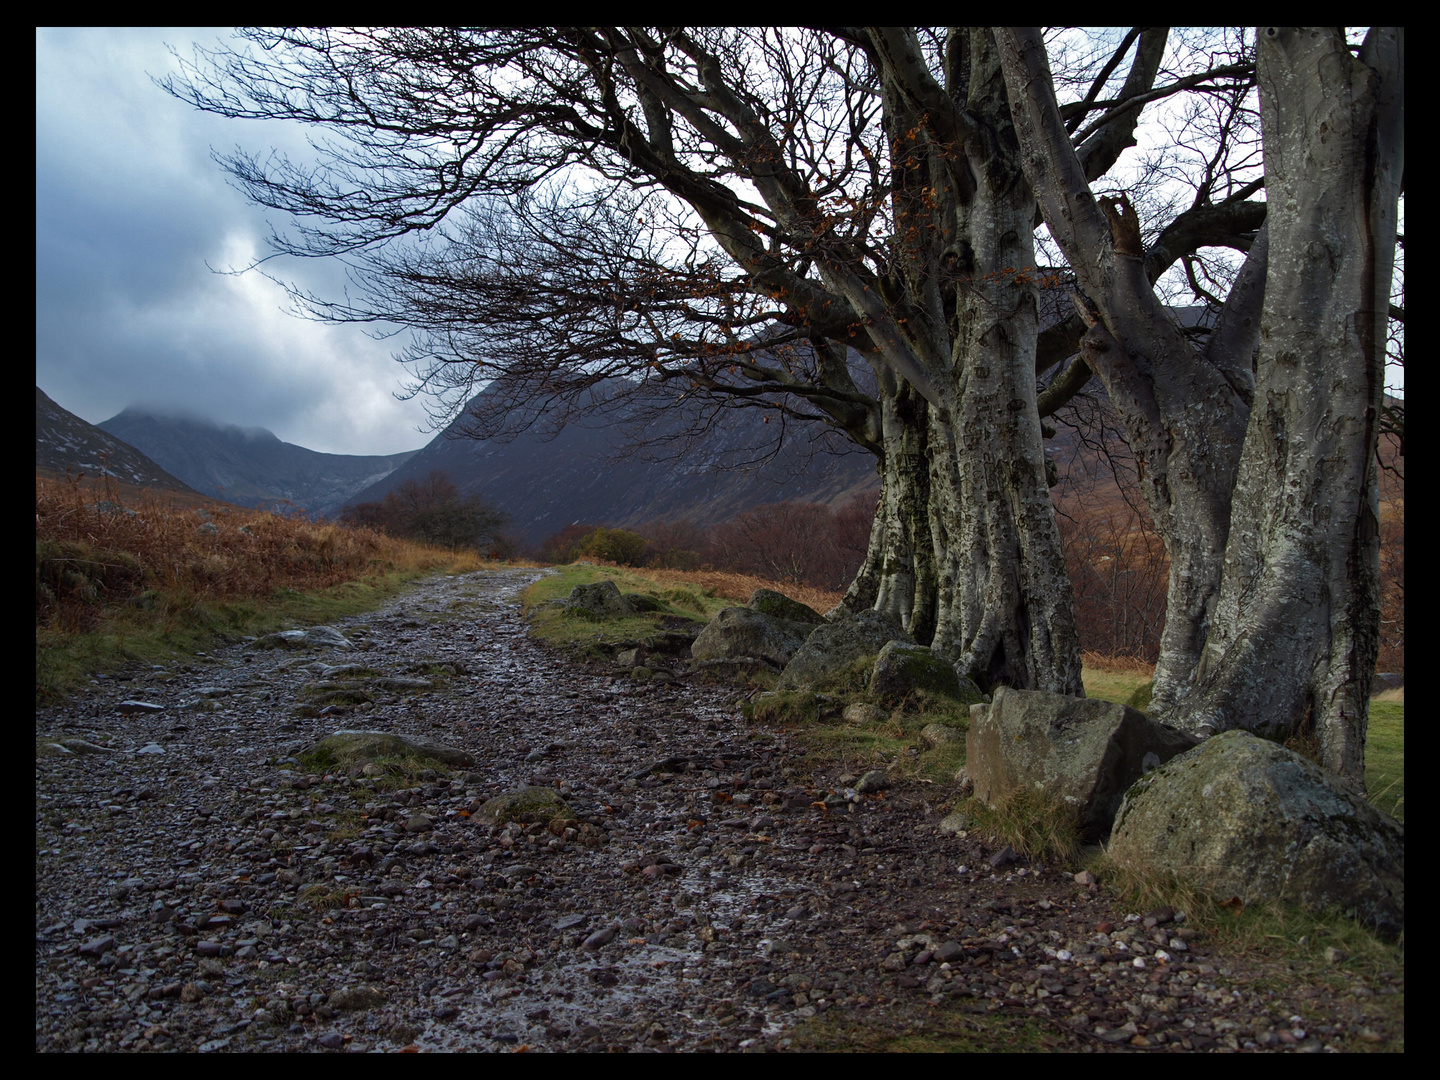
[999,27,1403,783]
[161,29,1400,747]
[163,27,1098,692]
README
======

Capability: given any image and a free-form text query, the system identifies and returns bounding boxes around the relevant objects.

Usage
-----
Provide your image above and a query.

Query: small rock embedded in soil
[33,568,1403,1053]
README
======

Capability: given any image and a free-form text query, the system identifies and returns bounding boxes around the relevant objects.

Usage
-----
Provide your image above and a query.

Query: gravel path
[36,568,1402,1052]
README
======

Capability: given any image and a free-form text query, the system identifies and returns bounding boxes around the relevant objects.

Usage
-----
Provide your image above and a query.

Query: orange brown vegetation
[611,565,845,616]
[36,473,452,631]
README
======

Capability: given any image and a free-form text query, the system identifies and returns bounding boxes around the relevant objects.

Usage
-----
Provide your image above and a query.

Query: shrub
[576,527,648,566]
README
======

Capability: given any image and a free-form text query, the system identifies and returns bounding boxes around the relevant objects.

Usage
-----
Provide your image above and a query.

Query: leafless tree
[163,29,1402,767]
[999,26,1403,781]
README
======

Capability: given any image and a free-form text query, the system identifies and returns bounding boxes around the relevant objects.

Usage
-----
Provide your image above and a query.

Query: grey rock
[920,722,964,748]
[988,845,1020,868]
[328,985,388,1011]
[856,769,889,794]
[966,687,1200,841]
[582,926,617,950]
[304,730,475,770]
[79,935,116,957]
[777,609,914,691]
[869,641,974,704]
[843,702,888,725]
[564,580,635,620]
[691,607,815,669]
[117,700,164,714]
[746,588,824,625]
[253,625,353,650]
[937,811,969,835]
[1108,730,1404,939]
[476,786,573,825]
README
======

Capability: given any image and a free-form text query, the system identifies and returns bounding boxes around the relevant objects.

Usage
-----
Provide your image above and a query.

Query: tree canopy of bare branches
[165,28,1402,782]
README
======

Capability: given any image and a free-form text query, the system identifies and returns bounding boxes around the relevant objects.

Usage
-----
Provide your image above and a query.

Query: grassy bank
[35,475,500,703]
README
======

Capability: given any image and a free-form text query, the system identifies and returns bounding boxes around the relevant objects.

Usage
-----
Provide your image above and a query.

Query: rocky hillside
[36,387,199,495]
[97,407,419,519]
[349,382,881,545]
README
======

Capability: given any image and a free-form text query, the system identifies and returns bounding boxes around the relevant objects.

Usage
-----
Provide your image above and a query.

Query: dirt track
[35,568,1403,1052]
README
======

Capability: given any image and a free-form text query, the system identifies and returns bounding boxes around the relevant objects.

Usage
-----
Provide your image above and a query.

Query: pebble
[34,568,1402,1053]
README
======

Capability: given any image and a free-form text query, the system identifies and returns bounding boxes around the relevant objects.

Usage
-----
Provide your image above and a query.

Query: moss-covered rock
[747,588,824,625]
[966,687,1199,842]
[301,730,474,771]
[777,609,913,691]
[868,641,976,704]
[563,580,635,620]
[476,785,574,824]
[1108,730,1404,939]
[691,607,814,669]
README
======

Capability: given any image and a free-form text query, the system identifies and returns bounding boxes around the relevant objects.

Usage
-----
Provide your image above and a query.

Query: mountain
[97,407,420,519]
[347,382,881,545]
[36,387,200,496]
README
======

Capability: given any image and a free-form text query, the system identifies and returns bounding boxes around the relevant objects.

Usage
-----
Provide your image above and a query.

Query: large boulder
[564,580,635,620]
[747,588,824,625]
[967,688,1199,841]
[869,641,981,705]
[777,609,913,690]
[1108,730,1404,939]
[302,730,475,770]
[252,625,353,650]
[691,607,815,669]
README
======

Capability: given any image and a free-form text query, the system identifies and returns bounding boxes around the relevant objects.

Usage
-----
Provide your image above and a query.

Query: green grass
[1366,700,1404,820]
[520,564,721,655]
[1080,664,1153,706]
[786,1010,1059,1053]
[959,789,1082,864]
[36,566,461,704]
[743,677,972,787]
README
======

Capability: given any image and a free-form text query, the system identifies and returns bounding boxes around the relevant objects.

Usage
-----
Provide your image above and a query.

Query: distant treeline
[537,494,877,593]
[341,471,515,558]
[340,468,1402,670]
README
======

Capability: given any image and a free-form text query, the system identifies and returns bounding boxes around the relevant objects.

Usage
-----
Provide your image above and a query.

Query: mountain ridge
[97,406,420,518]
[35,387,201,496]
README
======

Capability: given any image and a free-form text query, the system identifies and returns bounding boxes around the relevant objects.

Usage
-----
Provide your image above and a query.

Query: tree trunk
[1168,27,1403,786]
[840,184,1082,696]
[931,192,1081,695]
[996,27,1256,712]
[1070,307,1250,715]
[841,377,936,644]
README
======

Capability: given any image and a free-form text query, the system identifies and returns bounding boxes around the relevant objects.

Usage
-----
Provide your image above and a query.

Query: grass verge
[35,473,502,703]
[786,1010,1060,1053]
[521,563,729,659]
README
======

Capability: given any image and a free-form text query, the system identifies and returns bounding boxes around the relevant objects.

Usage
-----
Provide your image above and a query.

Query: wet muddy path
[36,569,1401,1052]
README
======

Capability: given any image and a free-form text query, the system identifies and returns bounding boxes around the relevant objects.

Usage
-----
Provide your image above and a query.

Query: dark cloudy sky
[37,29,1402,457]
[36,27,432,456]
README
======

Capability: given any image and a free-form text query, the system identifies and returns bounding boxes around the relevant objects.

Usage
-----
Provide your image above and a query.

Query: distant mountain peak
[96,406,419,518]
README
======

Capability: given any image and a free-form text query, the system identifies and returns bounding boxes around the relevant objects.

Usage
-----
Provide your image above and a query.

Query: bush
[576,527,648,566]
[341,470,508,553]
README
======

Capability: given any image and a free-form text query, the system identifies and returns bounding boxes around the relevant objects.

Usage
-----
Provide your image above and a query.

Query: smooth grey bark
[1168,27,1403,785]
[838,28,1081,695]
[998,27,1259,713]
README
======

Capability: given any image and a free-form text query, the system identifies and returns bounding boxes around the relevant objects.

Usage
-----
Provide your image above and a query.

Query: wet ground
[35,568,1404,1052]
